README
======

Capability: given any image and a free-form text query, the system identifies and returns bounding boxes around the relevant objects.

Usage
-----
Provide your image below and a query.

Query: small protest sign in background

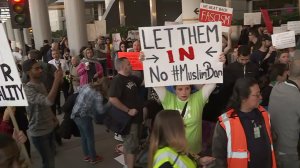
[271,31,296,50]
[287,21,300,35]
[244,12,261,25]
[0,24,28,106]
[199,2,233,32]
[139,22,223,87]
[112,33,122,51]
[127,30,139,41]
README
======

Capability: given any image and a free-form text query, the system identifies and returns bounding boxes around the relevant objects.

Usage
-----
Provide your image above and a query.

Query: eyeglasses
[250,93,261,98]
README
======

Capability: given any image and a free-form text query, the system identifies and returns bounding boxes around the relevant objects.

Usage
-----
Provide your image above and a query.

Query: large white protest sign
[0,24,28,106]
[112,33,122,51]
[271,31,296,50]
[287,21,300,35]
[244,12,261,25]
[139,22,223,87]
[199,3,233,32]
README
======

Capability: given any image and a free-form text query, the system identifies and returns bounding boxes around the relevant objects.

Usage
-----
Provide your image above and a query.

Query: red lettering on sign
[199,9,232,27]
[179,46,195,61]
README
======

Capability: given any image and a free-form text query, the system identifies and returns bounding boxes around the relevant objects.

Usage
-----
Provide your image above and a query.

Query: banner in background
[199,3,233,32]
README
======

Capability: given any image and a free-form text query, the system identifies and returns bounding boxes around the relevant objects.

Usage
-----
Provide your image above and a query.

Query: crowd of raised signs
[1,22,300,168]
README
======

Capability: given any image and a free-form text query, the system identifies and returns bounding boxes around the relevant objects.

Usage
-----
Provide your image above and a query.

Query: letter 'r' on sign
[0,23,28,106]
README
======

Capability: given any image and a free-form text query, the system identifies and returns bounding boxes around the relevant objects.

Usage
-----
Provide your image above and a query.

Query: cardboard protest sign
[273,25,288,34]
[86,24,96,42]
[199,3,233,32]
[182,0,201,23]
[127,30,139,41]
[139,22,223,87]
[112,33,122,51]
[94,20,106,37]
[244,12,261,25]
[271,31,296,50]
[164,21,181,26]
[118,52,143,70]
[0,24,28,106]
[260,9,273,34]
[287,21,300,35]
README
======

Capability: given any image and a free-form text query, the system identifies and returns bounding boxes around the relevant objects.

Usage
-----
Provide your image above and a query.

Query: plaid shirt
[71,85,103,119]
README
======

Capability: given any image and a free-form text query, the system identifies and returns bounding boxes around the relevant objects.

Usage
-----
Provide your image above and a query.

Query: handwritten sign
[118,52,143,70]
[0,24,28,106]
[94,20,106,37]
[139,22,223,87]
[271,31,296,50]
[181,0,201,23]
[199,3,233,32]
[127,30,139,41]
[273,25,288,34]
[287,21,300,35]
[244,12,261,25]
[86,23,96,42]
[112,33,121,51]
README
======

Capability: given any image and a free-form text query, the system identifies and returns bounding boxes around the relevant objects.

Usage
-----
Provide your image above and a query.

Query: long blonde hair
[90,77,111,98]
[148,110,187,168]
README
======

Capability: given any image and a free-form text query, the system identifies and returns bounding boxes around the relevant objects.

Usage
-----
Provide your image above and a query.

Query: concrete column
[98,3,105,20]
[29,0,51,50]
[5,19,15,41]
[149,0,157,26]
[226,0,232,8]
[105,0,111,9]
[119,0,125,26]
[13,29,22,49]
[247,0,253,13]
[23,28,31,46]
[64,0,88,55]
[298,0,300,19]
[2,22,8,38]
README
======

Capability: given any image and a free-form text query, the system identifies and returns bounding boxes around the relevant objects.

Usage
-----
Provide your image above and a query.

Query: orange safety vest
[219,106,277,168]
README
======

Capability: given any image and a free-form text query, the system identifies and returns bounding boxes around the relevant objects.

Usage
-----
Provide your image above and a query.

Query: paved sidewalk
[30,121,123,168]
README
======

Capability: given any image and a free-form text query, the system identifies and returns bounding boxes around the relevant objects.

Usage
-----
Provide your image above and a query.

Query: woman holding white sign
[140,52,226,154]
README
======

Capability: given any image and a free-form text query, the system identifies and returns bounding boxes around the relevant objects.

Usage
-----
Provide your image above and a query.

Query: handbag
[103,105,132,135]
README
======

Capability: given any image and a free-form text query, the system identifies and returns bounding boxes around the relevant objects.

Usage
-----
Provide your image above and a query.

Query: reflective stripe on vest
[153,147,196,168]
[220,113,248,159]
[219,106,277,168]
[154,151,187,168]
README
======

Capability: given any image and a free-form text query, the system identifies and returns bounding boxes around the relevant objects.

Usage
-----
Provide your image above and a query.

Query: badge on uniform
[253,123,261,139]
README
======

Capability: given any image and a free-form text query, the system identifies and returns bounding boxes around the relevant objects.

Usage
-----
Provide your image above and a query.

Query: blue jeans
[31,131,55,168]
[73,116,96,160]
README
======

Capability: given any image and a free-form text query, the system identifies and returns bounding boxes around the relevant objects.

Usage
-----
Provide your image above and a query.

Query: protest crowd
[1,2,300,168]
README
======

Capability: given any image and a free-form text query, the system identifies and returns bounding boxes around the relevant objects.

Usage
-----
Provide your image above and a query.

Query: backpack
[103,105,132,135]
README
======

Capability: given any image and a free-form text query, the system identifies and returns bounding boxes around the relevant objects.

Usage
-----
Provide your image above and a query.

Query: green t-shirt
[162,90,206,154]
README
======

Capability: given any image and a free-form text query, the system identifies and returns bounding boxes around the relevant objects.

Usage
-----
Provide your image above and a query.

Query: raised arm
[153,86,167,101]
[202,84,216,101]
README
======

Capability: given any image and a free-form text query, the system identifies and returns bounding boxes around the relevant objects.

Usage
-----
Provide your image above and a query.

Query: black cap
[22,59,38,72]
